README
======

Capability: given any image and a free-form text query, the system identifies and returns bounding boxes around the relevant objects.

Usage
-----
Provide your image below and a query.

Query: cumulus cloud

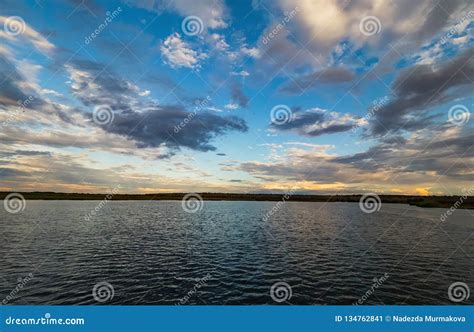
[160,33,207,69]
[253,0,473,83]
[274,0,470,56]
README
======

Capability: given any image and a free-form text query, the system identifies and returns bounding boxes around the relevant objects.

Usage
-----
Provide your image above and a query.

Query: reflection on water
[0,201,472,304]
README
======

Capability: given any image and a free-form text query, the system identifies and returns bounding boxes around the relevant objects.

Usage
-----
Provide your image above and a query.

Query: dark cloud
[0,150,52,157]
[332,146,390,165]
[230,82,249,108]
[68,59,248,152]
[102,106,248,152]
[279,67,355,94]
[413,0,466,42]
[0,55,83,127]
[0,168,28,177]
[237,127,473,188]
[0,55,44,109]
[216,153,226,156]
[370,47,474,136]
[271,108,362,137]
[334,127,474,179]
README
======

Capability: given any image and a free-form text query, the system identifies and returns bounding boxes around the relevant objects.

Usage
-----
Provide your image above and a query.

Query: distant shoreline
[1,192,473,209]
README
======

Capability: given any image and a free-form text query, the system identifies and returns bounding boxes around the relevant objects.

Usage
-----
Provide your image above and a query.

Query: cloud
[230,82,249,108]
[225,103,239,110]
[0,151,255,194]
[370,47,474,136]
[334,126,474,179]
[279,67,355,93]
[231,70,250,77]
[276,0,470,55]
[0,150,51,157]
[66,59,248,152]
[271,108,365,137]
[240,46,261,58]
[0,16,55,54]
[101,106,248,152]
[160,33,207,69]
[253,0,473,81]
[234,126,472,193]
[208,33,230,51]
[0,54,46,110]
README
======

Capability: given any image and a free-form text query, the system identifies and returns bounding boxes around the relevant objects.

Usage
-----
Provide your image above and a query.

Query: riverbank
[1,192,472,209]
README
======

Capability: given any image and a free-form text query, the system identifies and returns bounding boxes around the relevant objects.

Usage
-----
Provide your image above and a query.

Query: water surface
[1,201,472,304]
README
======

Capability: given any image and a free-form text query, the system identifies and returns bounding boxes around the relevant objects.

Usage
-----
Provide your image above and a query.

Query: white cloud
[160,33,207,69]
[0,16,55,54]
[241,46,261,59]
[231,70,250,77]
[225,103,239,110]
[15,59,42,91]
[209,33,230,51]
[207,106,223,112]
[452,35,469,45]
[42,89,63,97]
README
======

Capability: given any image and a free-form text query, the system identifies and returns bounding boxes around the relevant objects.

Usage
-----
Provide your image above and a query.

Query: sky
[0,0,473,195]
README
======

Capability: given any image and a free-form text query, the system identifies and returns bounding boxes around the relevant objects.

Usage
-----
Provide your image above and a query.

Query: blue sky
[0,0,473,195]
